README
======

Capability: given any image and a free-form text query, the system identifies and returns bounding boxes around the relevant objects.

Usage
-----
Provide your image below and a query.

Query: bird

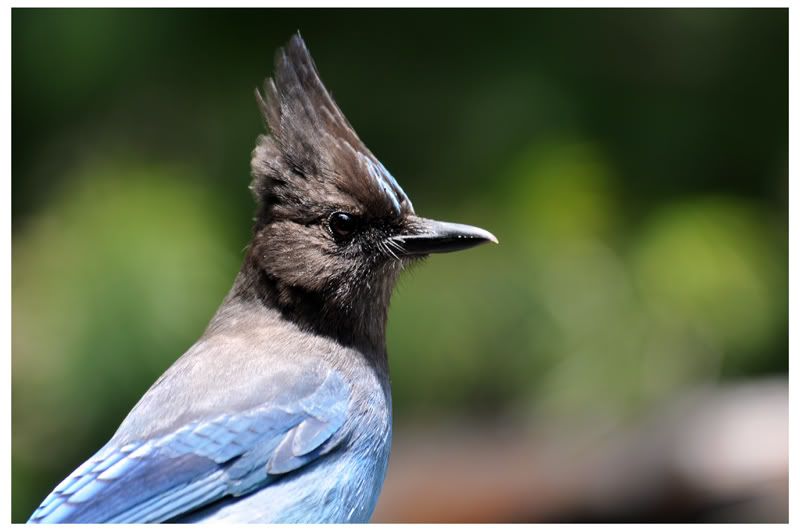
[27,33,497,524]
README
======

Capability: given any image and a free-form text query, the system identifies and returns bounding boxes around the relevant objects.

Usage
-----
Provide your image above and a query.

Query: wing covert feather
[28,372,351,523]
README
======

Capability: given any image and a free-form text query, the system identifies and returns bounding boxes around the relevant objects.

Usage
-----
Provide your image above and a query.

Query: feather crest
[250,33,412,227]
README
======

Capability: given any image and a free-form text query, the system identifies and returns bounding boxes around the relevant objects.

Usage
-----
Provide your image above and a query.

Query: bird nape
[28,33,497,524]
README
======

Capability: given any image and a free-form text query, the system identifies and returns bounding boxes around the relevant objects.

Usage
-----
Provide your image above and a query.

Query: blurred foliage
[11,8,787,522]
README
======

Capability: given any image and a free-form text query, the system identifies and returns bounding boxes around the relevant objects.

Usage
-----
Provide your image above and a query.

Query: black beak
[390,216,498,257]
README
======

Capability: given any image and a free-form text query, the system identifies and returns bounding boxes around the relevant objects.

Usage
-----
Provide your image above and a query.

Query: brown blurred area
[374,379,787,523]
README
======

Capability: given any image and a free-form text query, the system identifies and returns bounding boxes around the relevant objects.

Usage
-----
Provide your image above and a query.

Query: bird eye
[328,211,359,240]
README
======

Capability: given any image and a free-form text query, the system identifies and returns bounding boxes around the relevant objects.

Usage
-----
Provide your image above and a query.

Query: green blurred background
[12,8,788,523]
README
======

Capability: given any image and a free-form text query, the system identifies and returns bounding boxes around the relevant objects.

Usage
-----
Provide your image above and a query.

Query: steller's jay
[27,33,497,523]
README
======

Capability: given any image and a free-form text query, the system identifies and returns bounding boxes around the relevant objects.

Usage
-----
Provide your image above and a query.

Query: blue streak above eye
[365,158,413,215]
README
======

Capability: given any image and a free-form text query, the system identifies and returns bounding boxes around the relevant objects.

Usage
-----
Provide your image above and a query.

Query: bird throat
[230,248,395,372]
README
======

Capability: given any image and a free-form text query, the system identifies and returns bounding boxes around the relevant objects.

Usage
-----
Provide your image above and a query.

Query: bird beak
[390,216,498,256]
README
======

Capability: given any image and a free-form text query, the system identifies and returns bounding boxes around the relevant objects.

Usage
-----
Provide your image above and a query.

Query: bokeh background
[12,8,788,523]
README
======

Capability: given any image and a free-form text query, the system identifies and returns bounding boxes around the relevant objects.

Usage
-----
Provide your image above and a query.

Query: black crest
[251,33,412,229]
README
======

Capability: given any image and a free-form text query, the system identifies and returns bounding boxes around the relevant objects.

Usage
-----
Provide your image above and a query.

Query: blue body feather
[28,320,393,525]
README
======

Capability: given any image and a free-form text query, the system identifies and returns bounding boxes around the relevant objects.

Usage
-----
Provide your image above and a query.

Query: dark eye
[328,211,359,240]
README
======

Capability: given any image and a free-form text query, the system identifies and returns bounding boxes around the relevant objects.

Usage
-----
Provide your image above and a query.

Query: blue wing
[28,371,351,523]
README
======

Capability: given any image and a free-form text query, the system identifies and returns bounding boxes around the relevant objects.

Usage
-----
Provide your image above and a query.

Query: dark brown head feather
[237,34,416,355]
[251,33,412,230]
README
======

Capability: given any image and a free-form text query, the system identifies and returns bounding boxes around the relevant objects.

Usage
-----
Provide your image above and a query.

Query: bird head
[242,34,496,351]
